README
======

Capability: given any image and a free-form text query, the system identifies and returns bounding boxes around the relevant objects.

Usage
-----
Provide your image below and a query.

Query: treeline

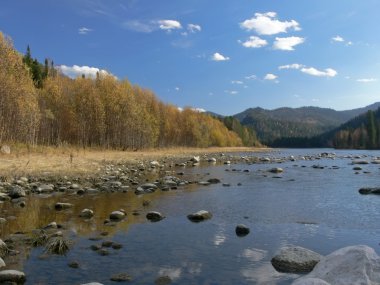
[221,116,261,147]
[332,109,380,149]
[0,32,252,149]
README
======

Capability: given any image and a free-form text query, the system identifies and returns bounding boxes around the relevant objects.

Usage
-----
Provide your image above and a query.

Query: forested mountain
[0,32,260,149]
[234,104,380,145]
[330,108,380,149]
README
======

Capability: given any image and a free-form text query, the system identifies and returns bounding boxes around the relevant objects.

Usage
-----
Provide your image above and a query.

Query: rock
[235,224,250,237]
[190,156,200,163]
[37,184,55,193]
[110,273,132,282]
[271,246,322,273]
[68,261,80,268]
[352,160,369,165]
[269,167,284,173]
[224,161,231,165]
[150,161,160,168]
[353,166,362,171]
[0,258,5,269]
[187,210,212,222]
[101,241,113,247]
[109,211,125,221]
[0,145,10,155]
[0,270,26,283]
[0,218,6,224]
[80,209,94,218]
[207,178,221,184]
[43,222,58,230]
[155,275,172,285]
[8,186,26,199]
[55,202,73,210]
[208,158,217,163]
[81,283,104,285]
[146,211,165,222]
[0,239,8,258]
[292,245,380,285]
[198,181,210,186]
[359,187,380,195]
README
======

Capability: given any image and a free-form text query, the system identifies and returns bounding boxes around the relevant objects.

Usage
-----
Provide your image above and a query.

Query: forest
[0,32,261,149]
[332,109,380,149]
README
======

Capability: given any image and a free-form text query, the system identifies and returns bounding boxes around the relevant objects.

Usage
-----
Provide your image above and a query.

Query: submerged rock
[187,210,212,222]
[110,272,132,282]
[271,246,322,273]
[292,245,380,285]
[146,211,165,222]
[54,202,73,210]
[0,270,26,283]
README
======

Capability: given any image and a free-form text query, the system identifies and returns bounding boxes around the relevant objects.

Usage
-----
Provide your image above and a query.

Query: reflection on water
[1,149,380,284]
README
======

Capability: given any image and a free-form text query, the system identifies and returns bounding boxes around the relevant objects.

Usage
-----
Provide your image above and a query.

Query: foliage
[0,32,245,149]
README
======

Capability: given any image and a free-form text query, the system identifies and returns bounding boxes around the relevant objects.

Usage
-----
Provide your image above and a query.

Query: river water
[1,149,380,284]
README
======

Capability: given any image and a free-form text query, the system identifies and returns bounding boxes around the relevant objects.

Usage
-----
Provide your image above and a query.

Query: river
[1,148,380,284]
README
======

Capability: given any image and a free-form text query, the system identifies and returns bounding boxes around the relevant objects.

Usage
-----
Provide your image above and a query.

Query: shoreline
[0,146,269,178]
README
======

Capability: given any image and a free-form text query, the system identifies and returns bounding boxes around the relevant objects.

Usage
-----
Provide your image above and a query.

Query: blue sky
[1,0,380,115]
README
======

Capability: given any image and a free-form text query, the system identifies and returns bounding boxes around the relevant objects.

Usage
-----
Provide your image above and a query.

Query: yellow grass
[0,145,268,177]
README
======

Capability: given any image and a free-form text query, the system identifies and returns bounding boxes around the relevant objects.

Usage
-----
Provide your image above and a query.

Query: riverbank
[0,145,267,177]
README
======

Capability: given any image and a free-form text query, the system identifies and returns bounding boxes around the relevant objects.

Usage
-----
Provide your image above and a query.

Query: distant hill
[234,103,380,145]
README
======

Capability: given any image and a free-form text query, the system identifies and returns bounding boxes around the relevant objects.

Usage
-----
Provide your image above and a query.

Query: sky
[1,0,380,115]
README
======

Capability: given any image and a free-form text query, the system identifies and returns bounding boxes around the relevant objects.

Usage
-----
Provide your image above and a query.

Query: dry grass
[0,144,268,177]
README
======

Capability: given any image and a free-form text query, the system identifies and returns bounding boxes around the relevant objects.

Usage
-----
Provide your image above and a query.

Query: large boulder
[0,270,26,283]
[80,209,94,218]
[187,210,212,222]
[271,246,322,273]
[292,245,380,285]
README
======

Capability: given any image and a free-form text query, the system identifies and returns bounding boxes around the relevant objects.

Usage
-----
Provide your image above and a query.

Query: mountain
[234,103,380,145]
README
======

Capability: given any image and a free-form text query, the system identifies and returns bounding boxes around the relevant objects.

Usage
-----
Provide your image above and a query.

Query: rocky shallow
[0,150,380,284]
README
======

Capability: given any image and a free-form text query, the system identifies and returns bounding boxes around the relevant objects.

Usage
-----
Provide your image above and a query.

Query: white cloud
[240,36,268,48]
[56,65,113,79]
[240,12,301,35]
[175,87,180,91]
[78,27,93,35]
[158,20,182,31]
[245,74,257,80]
[264,73,277,80]
[357,78,377,83]
[301,67,337,77]
[332,35,344,42]
[279,63,338,78]
[187,24,201,33]
[178,107,206,113]
[231,80,244,84]
[278,63,303,70]
[211,52,230,61]
[273,36,305,51]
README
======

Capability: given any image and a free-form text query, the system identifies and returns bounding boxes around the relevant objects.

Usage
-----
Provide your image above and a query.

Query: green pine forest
[0,32,261,149]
